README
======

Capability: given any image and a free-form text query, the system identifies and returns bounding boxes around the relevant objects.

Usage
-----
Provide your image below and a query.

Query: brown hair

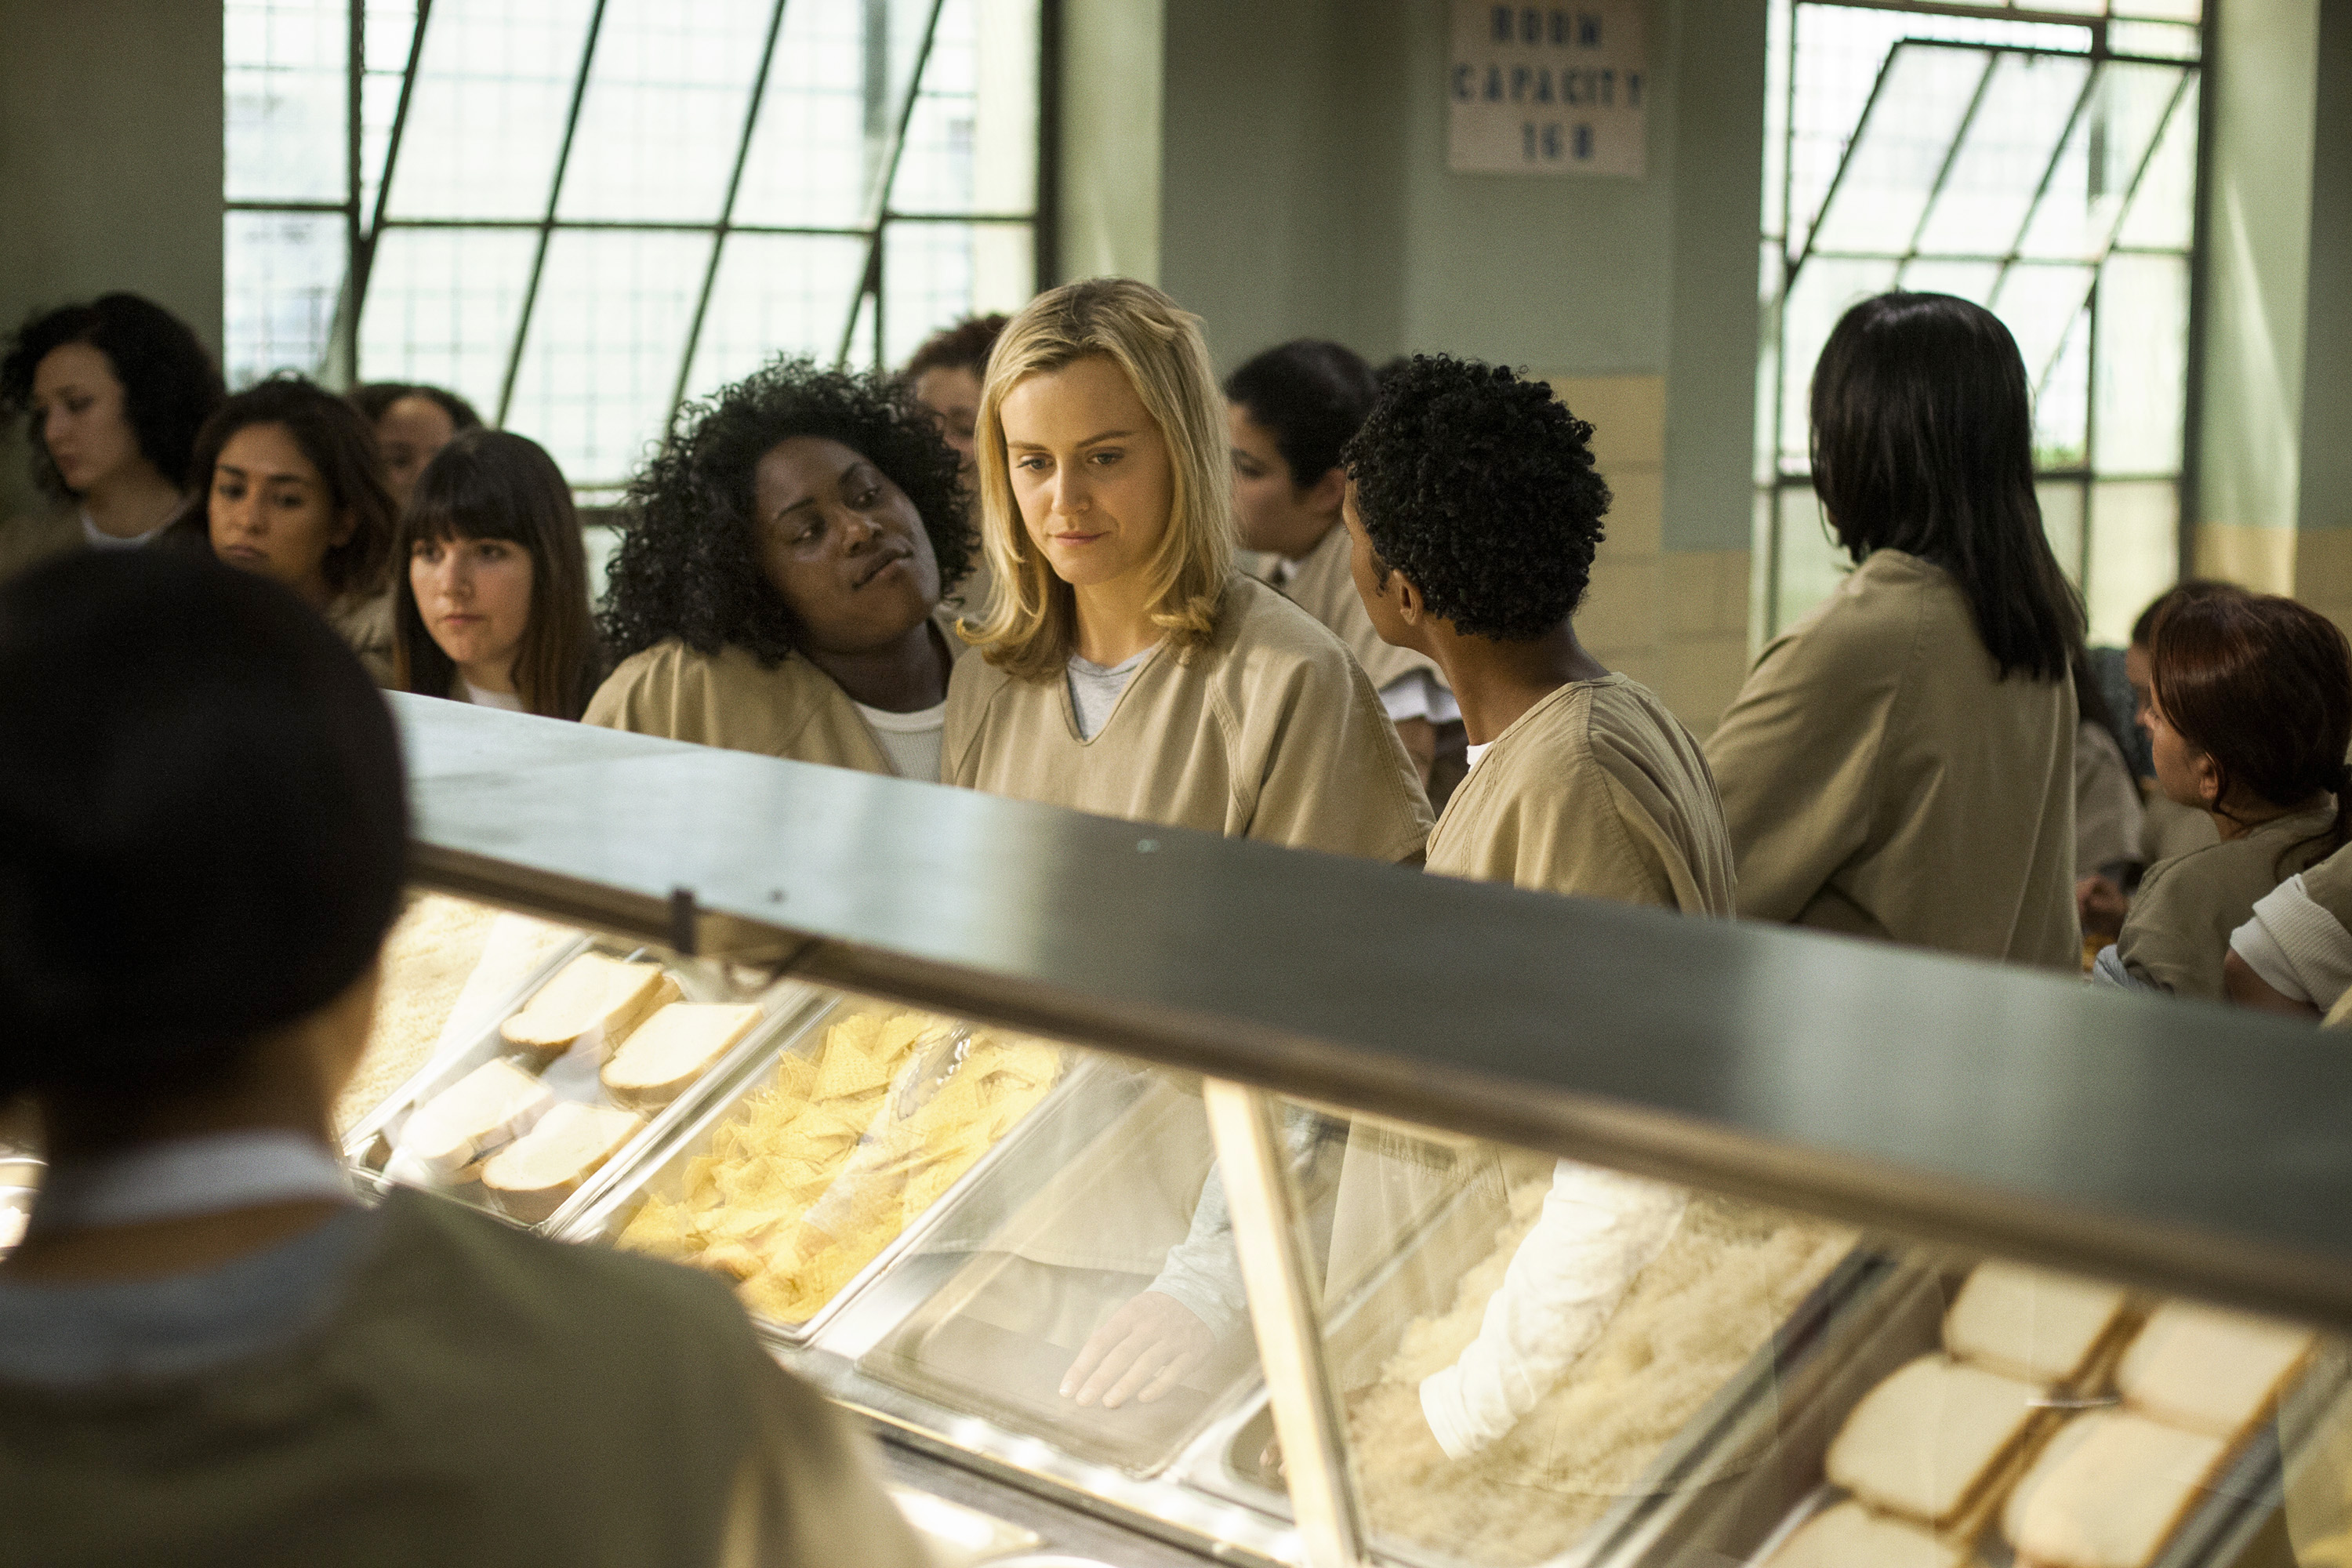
[169,374,397,598]
[962,279,1235,681]
[2150,592,2352,868]
[393,428,601,719]
[904,314,1011,382]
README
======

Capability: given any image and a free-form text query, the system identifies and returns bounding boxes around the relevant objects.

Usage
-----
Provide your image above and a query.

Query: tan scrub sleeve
[2115,804,2339,998]
[585,638,898,774]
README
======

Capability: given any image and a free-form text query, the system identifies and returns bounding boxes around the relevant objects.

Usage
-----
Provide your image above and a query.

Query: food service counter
[346,695,2352,1568]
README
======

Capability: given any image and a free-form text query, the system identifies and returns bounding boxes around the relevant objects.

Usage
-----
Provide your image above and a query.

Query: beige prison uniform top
[0,506,78,585]
[0,1189,924,1568]
[1428,674,1734,916]
[2143,787,2221,864]
[586,616,965,778]
[1704,549,2078,970]
[944,572,1433,860]
[323,590,396,688]
[1265,522,1450,696]
[2115,803,2339,999]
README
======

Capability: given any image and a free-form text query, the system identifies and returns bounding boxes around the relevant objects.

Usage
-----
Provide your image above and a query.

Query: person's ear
[1303,466,1347,516]
[2194,751,2223,811]
[1391,567,1428,627]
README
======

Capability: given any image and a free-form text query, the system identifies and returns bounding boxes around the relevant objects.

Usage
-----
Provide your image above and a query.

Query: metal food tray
[560,993,1095,1348]
[343,935,825,1234]
[1653,1290,2350,1568]
[1184,1170,1907,1568]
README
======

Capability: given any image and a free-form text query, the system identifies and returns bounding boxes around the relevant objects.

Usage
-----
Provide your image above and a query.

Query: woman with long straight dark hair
[394,429,601,719]
[1705,292,2081,968]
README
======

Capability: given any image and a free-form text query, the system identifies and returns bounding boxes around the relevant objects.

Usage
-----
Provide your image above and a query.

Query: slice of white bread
[1825,1353,2047,1526]
[481,1101,646,1224]
[2003,1410,2228,1568]
[1764,1501,1974,1568]
[499,954,677,1056]
[600,1002,762,1111]
[397,1058,554,1181]
[1946,1261,2132,1388]
[2118,1301,2317,1440]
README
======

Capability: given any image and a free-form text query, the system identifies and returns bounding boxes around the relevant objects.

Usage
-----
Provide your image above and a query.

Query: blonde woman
[942,279,1432,1416]
[946,278,1431,858]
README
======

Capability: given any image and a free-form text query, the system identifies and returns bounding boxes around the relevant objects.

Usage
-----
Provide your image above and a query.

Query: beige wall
[0,0,223,524]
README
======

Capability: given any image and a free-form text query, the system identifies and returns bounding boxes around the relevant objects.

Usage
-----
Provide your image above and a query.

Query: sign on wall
[1449,2,1648,177]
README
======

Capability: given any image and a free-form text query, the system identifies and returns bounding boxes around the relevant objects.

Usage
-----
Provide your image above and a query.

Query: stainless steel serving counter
[392,695,2352,1334]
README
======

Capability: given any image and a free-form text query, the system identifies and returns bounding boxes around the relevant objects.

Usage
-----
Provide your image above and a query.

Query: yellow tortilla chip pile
[616,1008,1062,1323]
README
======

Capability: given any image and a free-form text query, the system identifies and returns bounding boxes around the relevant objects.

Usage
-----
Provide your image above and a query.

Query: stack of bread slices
[1767,1260,2315,1568]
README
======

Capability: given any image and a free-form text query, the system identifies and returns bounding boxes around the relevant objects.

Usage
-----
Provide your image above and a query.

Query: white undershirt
[461,681,525,712]
[1066,648,1153,741]
[79,508,165,551]
[854,699,948,781]
[1465,740,1494,771]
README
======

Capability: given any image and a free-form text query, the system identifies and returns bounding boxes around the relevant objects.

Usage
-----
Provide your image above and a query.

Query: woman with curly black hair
[0,292,226,582]
[585,358,975,779]
[1343,354,1733,917]
[1704,292,2078,969]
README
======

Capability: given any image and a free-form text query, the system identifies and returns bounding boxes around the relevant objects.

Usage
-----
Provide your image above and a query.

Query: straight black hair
[1225,339,1378,487]
[394,428,601,719]
[0,550,405,1099]
[1810,292,2078,682]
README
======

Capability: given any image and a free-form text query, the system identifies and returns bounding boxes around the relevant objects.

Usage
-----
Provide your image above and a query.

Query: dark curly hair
[1341,355,1611,642]
[0,293,226,499]
[600,358,972,666]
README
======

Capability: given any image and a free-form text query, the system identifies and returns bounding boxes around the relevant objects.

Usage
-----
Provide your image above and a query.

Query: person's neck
[1427,619,1610,746]
[2210,789,2333,843]
[79,465,181,541]
[1071,573,1163,666]
[1272,512,1341,564]
[806,618,952,713]
[458,655,519,698]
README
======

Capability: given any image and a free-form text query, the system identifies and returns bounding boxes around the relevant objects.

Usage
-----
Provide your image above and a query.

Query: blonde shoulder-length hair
[961,277,1236,680]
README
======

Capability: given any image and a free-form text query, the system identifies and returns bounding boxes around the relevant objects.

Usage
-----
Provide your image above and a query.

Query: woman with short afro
[586,358,975,780]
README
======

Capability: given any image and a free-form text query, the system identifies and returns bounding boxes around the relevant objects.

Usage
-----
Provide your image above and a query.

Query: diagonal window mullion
[354,0,434,319]
[1784,37,1911,292]
[833,0,949,368]
[497,0,612,427]
[1893,47,1998,285]
[667,0,793,429]
[1991,61,2102,298]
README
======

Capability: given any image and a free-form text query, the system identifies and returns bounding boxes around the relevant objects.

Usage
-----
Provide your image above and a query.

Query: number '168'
[1523,121,1595,161]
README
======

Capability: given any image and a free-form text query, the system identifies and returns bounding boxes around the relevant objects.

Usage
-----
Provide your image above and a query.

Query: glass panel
[2038,479,2087,589]
[225,0,350,203]
[506,228,713,485]
[383,0,597,221]
[223,210,345,387]
[2120,0,2201,19]
[894,0,978,215]
[1911,51,2091,259]
[553,0,772,224]
[2034,297,2092,469]
[735,0,928,231]
[1806,44,1989,257]
[1754,242,1784,487]
[677,231,871,405]
[359,0,422,219]
[1893,258,1999,303]
[2110,19,2201,58]
[2114,75,2199,251]
[882,222,1033,368]
[355,226,537,421]
[1777,258,1899,473]
[889,0,1039,218]
[1990,263,2094,398]
[2017,62,2187,262]
[846,286,881,372]
[1773,486,1848,637]
[1761,0,1792,242]
[2095,252,2190,475]
[2086,479,2181,648]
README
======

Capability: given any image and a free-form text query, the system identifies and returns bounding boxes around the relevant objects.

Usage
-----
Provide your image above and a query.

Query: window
[226,0,1046,495]
[1757,0,2202,645]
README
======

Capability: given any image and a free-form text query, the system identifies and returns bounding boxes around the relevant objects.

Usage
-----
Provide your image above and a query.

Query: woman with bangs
[394,428,601,718]
[942,278,1432,1421]
[946,277,1432,858]
[586,359,974,780]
